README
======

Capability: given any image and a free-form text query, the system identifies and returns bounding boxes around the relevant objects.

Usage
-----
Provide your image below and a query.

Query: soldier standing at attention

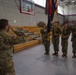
[38,22,50,55]
[40,22,46,44]
[52,21,61,56]
[42,26,50,55]
[0,19,25,75]
[71,22,76,58]
[61,22,70,57]
[39,22,50,55]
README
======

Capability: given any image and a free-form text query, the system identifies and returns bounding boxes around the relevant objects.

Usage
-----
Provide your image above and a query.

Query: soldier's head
[73,22,76,26]
[37,21,46,28]
[0,19,9,32]
[63,22,68,28]
[54,21,59,27]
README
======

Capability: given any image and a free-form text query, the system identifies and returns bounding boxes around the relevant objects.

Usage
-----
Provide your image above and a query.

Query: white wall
[59,5,76,21]
[0,0,64,26]
[68,5,76,21]
[59,4,76,15]
[63,5,69,15]
[68,5,76,15]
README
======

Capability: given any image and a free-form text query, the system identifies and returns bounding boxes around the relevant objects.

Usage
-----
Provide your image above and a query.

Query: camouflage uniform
[42,29,50,55]
[52,26,61,56]
[71,25,76,58]
[14,30,26,43]
[0,29,24,75]
[39,22,50,55]
[61,26,70,57]
[40,27,45,44]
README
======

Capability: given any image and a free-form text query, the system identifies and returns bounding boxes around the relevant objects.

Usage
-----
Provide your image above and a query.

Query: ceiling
[58,0,76,6]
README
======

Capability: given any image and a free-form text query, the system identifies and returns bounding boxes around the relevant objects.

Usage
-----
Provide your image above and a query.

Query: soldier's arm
[0,36,11,50]
[54,27,61,36]
[63,29,70,38]
[9,25,26,37]
[64,35,69,38]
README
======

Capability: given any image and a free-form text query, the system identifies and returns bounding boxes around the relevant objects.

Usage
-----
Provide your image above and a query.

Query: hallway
[13,36,76,75]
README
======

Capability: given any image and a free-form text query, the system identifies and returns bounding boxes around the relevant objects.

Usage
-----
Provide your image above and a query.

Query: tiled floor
[13,35,76,75]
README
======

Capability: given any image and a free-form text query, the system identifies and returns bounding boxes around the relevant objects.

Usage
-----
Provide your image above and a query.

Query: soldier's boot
[64,52,67,57]
[62,52,65,57]
[44,52,49,55]
[44,51,49,55]
[64,54,67,57]
[72,53,76,58]
[52,51,58,56]
[62,52,67,57]
[55,51,59,56]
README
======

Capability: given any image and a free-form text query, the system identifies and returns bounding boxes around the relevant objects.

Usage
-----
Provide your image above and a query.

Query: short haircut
[63,22,68,25]
[0,19,8,29]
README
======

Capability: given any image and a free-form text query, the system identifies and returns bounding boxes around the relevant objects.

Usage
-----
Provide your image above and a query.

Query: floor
[13,35,76,75]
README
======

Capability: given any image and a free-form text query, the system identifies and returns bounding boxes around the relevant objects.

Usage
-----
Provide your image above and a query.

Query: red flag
[45,0,58,32]
[45,0,58,15]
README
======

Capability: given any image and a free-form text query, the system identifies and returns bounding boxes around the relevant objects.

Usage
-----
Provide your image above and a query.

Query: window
[33,0,46,7]
[33,0,63,14]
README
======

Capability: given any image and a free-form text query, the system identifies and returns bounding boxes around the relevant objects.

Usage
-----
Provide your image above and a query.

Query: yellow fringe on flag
[52,9,58,22]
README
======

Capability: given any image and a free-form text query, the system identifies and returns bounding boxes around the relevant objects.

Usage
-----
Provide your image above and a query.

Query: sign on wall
[20,0,35,15]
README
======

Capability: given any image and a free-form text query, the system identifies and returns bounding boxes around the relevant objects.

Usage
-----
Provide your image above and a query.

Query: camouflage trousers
[61,39,68,54]
[52,37,59,52]
[0,57,15,75]
[44,40,50,54]
[72,38,76,53]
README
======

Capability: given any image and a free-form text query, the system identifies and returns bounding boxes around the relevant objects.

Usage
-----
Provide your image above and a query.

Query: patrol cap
[37,21,46,27]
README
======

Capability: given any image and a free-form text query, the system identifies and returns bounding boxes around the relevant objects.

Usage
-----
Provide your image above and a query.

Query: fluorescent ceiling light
[72,1,75,2]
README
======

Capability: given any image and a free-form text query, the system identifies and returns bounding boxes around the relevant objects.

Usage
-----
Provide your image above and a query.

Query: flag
[45,0,58,33]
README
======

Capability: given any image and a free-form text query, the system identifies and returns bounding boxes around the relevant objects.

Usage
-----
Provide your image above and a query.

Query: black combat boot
[62,53,65,57]
[55,51,58,56]
[62,52,67,57]
[64,54,67,57]
[52,52,56,55]
[52,51,58,56]
[62,54,64,57]
[72,53,76,58]
[44,52,49,55]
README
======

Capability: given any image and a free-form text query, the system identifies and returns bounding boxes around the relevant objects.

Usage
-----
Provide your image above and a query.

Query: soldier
[71,22,76,58]
[52,21,61,56]
[39,22,50,55]
[42,27,50,55]
[0,19,26,75]
[61,22,70,57]
[40,22,46,44]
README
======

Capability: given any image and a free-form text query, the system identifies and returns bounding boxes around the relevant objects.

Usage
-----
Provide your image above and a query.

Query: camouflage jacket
[71,26,76,39]
[52,26,61,38]
[42,30,50,44]
[40,28,45,35]
[62,27,70,39]
[0,29,24,58]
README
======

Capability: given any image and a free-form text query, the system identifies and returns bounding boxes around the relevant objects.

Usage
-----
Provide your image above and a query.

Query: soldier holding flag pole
[44,0,58,55]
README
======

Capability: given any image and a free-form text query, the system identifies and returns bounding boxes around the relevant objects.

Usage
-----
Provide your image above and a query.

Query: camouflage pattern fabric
[40,27,45,44]
[37,21,46,27]
[0,29,26,75]
[14,30,26,43]
[42,29,50,54]
[71,26,76,53]
[52,26,61,53]
[61,27,70,55]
